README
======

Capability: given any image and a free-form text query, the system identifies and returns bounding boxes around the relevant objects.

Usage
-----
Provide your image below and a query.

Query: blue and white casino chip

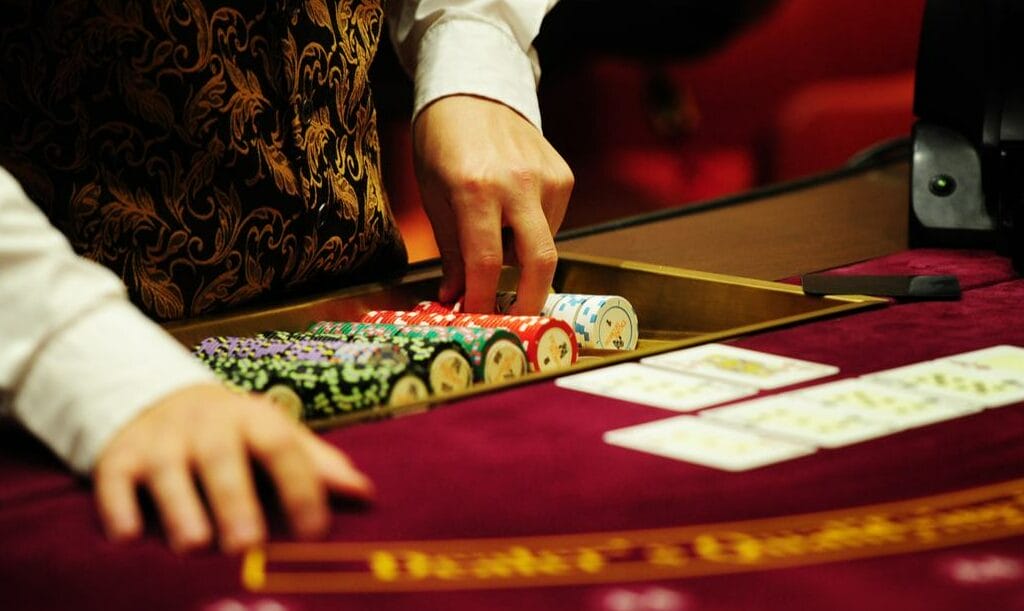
[541,294,639,351]
[553,294,586,316]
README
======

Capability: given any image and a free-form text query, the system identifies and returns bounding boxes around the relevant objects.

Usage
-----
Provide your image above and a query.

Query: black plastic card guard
[801,274,962,300]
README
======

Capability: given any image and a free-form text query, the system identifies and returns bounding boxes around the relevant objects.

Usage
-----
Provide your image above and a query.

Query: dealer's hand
[93,383,373,554]
[413,95,574,315]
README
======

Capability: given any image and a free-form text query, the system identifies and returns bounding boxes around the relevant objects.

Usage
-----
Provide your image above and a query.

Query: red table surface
[2,249,1023,611]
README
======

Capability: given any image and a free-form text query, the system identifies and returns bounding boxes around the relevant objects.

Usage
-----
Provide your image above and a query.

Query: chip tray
[164,252,885,428]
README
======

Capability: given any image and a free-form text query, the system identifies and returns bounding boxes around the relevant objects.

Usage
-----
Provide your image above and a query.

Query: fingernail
[105,521,139,544]
[108,513,140,539]
[172,522,210,554]
[224,522,263,554]
[297,510,330,540]
[349,469,376,499]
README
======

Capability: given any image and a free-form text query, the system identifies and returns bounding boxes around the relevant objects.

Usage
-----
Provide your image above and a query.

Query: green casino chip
[196,347,426,421]
[304,322,524,385]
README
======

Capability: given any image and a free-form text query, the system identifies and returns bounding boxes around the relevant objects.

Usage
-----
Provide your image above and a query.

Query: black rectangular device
[911,0,1024,272]
[802,274,961,300]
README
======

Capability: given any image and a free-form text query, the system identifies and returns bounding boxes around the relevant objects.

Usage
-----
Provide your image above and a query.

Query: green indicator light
[929,174,957,197]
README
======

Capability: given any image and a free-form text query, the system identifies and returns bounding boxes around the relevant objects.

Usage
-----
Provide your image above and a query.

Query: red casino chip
[360,309,436,327]
[412,300,461,314]
[505,316,578,372]
[366,310,578,373]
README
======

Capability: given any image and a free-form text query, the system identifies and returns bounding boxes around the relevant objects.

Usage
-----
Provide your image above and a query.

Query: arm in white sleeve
[0,167,217,474]
[388,0,560,130]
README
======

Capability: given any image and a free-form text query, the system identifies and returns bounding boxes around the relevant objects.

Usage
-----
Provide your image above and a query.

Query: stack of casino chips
[363,306,578,373]
[420,292,640,352]
[196,335,401,364]
[304,321,527,386]
[193,335,428,420]
[540,294,639,351]
[262,326,473,395]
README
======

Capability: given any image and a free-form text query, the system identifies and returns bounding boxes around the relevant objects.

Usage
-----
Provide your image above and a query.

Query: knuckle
[193,437,236,467]
[465,252,503,276]
[143,452,181,476]
[559,167,575,192]
[95,451,136,480]
[447,169,493,197]
[509,167,539,191]
[142,440,185,471]
[525,246,559,273]
[250,426,299,460]
[548,163,575,193]
[536,246,559,268]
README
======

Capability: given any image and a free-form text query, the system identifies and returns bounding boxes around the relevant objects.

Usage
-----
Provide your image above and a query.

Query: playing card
[935,345,1024,376]
[794,378,982,430]
[700,394,896,448]
[555,363,756,412]
[641,343,839,389]
[864,359,1024,408]
[603,415,815,471]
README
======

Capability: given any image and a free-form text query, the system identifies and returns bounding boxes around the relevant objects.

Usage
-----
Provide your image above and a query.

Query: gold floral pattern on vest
[0,0,407,320]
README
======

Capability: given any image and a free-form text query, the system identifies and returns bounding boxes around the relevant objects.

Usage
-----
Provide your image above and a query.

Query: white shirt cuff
[14,299,217,474]
[413,15,543,130]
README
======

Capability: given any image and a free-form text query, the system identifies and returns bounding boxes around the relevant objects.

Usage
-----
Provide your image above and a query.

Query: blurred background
[372,0,926,262]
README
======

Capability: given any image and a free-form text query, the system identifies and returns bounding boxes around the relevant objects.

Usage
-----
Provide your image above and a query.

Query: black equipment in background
[911,0,1024,272]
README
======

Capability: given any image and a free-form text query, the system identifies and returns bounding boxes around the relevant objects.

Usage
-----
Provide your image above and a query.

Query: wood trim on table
[558,163,909,281]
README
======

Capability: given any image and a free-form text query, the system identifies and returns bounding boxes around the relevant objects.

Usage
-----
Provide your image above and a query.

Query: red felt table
[3,179,1024,611]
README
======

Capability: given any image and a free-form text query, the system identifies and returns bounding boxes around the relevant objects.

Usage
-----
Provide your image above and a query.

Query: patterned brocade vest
[0,0,407,320]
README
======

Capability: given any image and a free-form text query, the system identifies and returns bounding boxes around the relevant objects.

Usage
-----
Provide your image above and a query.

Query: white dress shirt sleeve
[0,167,217,475]
[388,0,560,130]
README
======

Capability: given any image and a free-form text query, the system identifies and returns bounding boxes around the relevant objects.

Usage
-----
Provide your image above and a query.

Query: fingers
[506,209,558,316]
[412,96,573,315]
[150,463,214,552]
[419,152,503,314]
[422,154,562,315]
[541,156,574,238]
[509,158,573,316]
[451,191,503,314]
[94,458,143,544]
[437,247,466,305]
[244,411,327,541]
[91,384,376,555]
[299,432,375,501]
[194,428,265,553]
[419,189,466,305]
[96,439,216,553]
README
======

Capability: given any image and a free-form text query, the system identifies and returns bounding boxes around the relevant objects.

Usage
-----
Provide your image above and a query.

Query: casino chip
[361,308,577,373]
[417,291,640,351]
[263,385,304,421]
[269,326,476,396]
[196,335,406,367]
[193,335,427,421]
[342,318,529,382]
[541,293,639,351]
